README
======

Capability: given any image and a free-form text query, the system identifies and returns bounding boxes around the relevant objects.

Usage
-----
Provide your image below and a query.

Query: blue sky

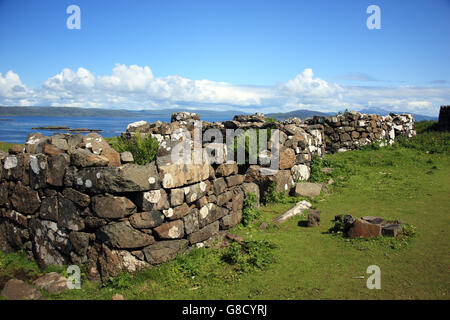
[0,0,449,116]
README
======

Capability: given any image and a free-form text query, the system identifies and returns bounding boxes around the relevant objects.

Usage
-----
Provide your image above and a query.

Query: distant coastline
[0,106,438,122]
[0,106,243,118]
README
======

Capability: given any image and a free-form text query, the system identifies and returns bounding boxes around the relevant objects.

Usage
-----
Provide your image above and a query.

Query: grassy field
[0,141,17,153]
[0,122,449,300]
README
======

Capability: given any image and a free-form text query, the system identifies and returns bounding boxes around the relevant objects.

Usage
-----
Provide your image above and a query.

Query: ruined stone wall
[0,111,413,282]
[304,111,415,153]
[0,112,324,283]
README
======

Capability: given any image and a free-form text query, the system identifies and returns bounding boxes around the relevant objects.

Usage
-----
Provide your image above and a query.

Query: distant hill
[266,109,333,121]
[0,106,246,120]
[358,107,438,122]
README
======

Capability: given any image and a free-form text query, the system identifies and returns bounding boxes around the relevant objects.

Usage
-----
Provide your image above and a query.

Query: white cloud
[0,71,31,99]
[0,65,448,116]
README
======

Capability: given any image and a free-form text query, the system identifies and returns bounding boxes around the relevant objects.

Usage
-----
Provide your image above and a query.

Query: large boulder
[91,194,136,219]
[143,239,189,264]
[29,154,48,189]
[279,148,296,169]
[129,211,165,229]
[68,232,90,256]
[158,163,210,189]
[291,164,310,182]
[73,162,160,193]
[29,218,70,268]
[347,218,382,238]
[188,221,219,244]
[25,133,50,154]
[57,196,85,231]
[62,188,90,207]
[163,203,190,221]
[182,209,200,235]
[215,163,238,177]
[71,148,109,168]
[10,182,41,215]
[1,279,42,300]
[170,188,185,206]
[153,220,185,239]
[46,153,70,187]
[183,181,209,204]
[126,120,151,133]
[307,210,321,227]
[96,221,155,249]
[381,223,403,237]
[137,189,170,211]
[293,182,322,197]
[33,272,68,295]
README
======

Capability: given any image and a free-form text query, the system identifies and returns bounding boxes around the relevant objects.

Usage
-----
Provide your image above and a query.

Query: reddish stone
[347,218,381,238]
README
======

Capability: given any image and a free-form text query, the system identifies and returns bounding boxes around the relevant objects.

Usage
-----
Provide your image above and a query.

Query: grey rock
[188,221,220,244]
[69,232,90,256]
[170,188,185,206]
[1,279,42,300]
[62,188,90,207]
[120,151,134,163]
[307,209,321,227]
[10,182,41,215]
[361,216,385,225]
[57,196,85,231]
[143,239,189,264]
[39,196,59,221]
[153,220,185,239]
[33,272,68,295]
[381,224,402,237]
[46,153,70,187]
[129,211,164,229]
[183,209,200,235]
[137,189,170,211]
[225,174,245,187]
[71,148,109,167]
[293,182,322,197]
[212,177,227,195]
[74,162,160,193]
[29,218,70,268]
[91,194,136,219]
[96,221,155,249]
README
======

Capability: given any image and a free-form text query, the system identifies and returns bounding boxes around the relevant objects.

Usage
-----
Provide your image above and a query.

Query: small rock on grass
[259,222,269,231]
[226,233,244,245]
[33,272,68,295]
[307,210,321,227]
[1,279,42,300]
[112,293,125,300]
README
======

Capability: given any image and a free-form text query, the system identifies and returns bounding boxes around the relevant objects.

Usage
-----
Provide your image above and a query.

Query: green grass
[1,125,449,300]
[111,132,159,165]
[0,141,19,153]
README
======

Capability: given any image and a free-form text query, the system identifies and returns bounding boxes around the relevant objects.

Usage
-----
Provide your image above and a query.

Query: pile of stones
[333,215,403,238]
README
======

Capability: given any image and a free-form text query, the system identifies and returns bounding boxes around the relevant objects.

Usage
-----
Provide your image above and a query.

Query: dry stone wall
[0,110,414,282]
[304,111,415,153]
